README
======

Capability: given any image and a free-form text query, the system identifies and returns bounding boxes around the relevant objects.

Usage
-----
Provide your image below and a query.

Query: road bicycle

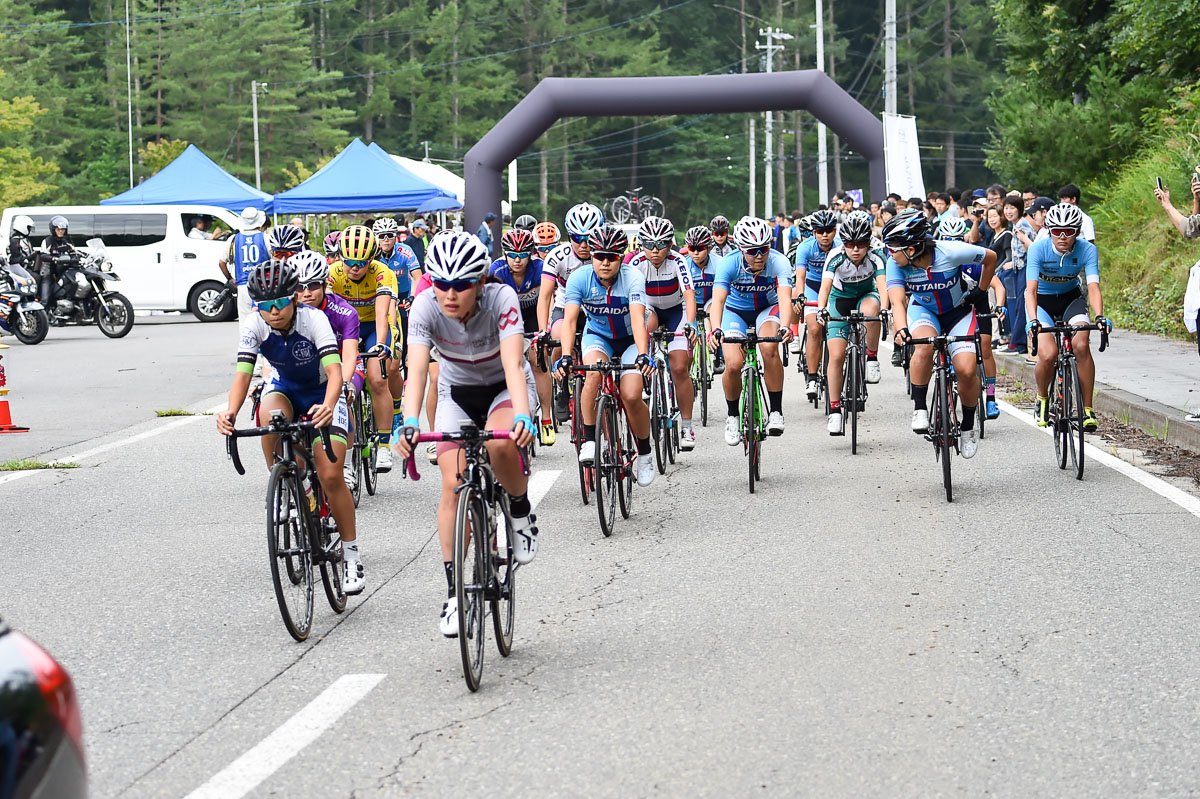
[905,333,980,503]
[604,186,665,225]
[723,331,784,494]
[227,413,346,642]
[1032,321,1109,480]
[572,361,637,538]
[827,309,882,455]
[402,426,521,692]
[689,310,715,427]
[648,328,681,474]
[349,349,388,500]
[974,308,1004,441]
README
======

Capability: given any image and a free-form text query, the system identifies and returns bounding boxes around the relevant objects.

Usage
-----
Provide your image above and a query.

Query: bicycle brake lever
[403,455,421,481]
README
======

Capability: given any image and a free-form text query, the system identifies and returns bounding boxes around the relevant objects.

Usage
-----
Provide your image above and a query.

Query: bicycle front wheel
[651,369,667,474]
[454,485,488,692]
[976,363,987,440]
[595,396,618,538]
[319,521,347,615]
[743,375,759,494]
[1054,368,1068,470]
[571,374,591,505]
[1069,359,1086,480]
[698,339,710,426]
[617,409,634,519]
[938,370,954,503]
[666,371,679,464]
[848,346,861,455]
[610,196,632,225]
[348,393,363,507]
[361,391,379,496]
[266,464,314,642]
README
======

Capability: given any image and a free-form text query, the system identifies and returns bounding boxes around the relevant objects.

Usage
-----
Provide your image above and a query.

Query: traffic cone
[0,345,30,434]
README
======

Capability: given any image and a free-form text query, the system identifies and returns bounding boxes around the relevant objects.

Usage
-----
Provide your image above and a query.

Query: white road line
[997,398,1200,520]
[527,469,561,510]
[184,673,386,799]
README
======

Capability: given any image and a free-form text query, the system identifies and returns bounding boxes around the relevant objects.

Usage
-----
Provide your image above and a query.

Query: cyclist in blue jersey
[708,216,795,446]
[491,227,554,445]
[884,210,997,458]
[685,225,724,375]
[1024,202,1111,430]
[553,224,657,487]
[793,209,843,397]
[215,260,364,596]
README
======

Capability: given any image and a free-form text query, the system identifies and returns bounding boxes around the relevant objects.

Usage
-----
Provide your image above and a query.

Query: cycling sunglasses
[741,245,770,257]
[343,258,368,268]
[1048,227,1077,238]
[592,252,622,263]
[257,296,293,311]
[569,233,590,244]
[300,280,326,292]
[505,250,532,260]
[641,239,672,250]
[432,278,476,292]
[687,243,709,251]
[375,232,396,240]
[844,239,871,247]
[814,226,837,234]
[270,248,298,259]
[536,244,556,254]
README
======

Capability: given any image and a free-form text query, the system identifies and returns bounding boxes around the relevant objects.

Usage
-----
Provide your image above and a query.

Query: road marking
[998,397,1200,520]
[184,673,386,799]
[527,469,561,509]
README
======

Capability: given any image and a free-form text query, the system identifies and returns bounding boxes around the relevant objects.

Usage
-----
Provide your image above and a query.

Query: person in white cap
[219,207,271,374]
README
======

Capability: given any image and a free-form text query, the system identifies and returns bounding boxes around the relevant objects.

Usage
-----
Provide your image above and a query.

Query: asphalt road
[2,324,1199,797]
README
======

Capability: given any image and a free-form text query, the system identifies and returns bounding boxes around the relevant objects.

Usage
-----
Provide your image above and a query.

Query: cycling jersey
[228,231,268,285]
[1025,235,1099,295]
[319,292,361,348]
[408,282,527,387]
[794,235,844,288]
[490,258,543,333]
[563,265,647,340]
[328,259,398,322]
[236,305,341,388]
[542,242,589,309]
[712,250,793,312]
[379,243,419,299]
[885,240,987,314]
[824,246,886,298]
[628,250,694,310]
[711,241,736,260]
[687,254,716,307]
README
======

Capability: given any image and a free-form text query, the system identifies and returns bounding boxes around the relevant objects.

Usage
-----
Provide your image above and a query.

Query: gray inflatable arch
[463,70,884,231]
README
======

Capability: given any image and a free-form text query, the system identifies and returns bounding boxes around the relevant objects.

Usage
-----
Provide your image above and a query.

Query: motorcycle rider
[8,215,35,270]
[36,215,78,308]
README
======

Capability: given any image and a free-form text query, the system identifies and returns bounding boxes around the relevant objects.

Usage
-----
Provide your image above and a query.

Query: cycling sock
[636,436,652,455]
[912,384,929,411]
[726,399,739,417]
[509,492,531,517]
[830,400,841,411]
[681,418,692,432]
[583,423,596,440]
[443,561,455,596]
[986,377,997,398]
[961,404,976,431]
[343,540,360,562]
[377,429,391,445]
[768,390,783,413]
[392,398,403,418]
[867,350,878,360]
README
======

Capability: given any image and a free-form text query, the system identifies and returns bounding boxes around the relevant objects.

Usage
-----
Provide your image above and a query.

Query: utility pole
[421,140,431,162]
[125,0,134,188]
[251,80,268,190]
[814,0,828,205]
[749,117,756,219]
[884,0,897,117]
[756,27,793,218]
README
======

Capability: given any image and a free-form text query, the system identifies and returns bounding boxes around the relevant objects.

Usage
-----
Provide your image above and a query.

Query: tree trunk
[829,0,841,191]
[906,0,915,115]
[540,147,548,217]
[451,0,460,152]
[794,0,804,212]
[365,0,375,141]
[631,121,639,191]
[155,0,162,138]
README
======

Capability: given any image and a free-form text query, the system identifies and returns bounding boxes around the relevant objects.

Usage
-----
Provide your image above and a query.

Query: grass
[0,460,80,471]
[1117,408,1133,426]
[1147,419,1170,441]
[155,409,211,417]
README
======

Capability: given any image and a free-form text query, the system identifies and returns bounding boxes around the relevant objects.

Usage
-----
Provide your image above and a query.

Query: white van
[0,204,244,322]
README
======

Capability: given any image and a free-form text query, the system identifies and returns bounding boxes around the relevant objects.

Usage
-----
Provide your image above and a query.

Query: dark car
[0,616,86,798]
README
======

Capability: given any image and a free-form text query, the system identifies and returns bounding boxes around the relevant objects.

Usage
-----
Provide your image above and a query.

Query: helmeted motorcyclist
[36,215,78,306]
[8,215,35,270]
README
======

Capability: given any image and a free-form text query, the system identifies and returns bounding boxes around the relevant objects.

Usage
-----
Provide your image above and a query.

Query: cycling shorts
[434,371,537,457]
[968,289,993,337]
[582,332,640,376]
[649,303,689,354]
[1035,288,1089,327]
[827,292,880,342]
[907,301,977,359]
[549,306,565,337]
[721,305,780,338]
[361,323,397,359]
[260,375,350,444]
[803,277,823,317]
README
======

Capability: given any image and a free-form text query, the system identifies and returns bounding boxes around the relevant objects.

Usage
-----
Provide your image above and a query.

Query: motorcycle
[0,259,49,345]
[40,238,135,338]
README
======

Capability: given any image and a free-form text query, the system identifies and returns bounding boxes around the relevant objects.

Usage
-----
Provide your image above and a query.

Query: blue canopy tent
[273,138,455,213]
[100,144,273,211]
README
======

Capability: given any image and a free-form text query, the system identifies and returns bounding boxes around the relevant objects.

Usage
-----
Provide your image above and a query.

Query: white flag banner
[883,113,925,200]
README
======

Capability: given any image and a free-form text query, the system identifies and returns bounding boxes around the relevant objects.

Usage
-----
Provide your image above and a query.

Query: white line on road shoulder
[184,673,386,799]
[527,469,561,510]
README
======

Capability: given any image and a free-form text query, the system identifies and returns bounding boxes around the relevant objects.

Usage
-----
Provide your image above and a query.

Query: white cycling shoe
[827,410,844,436]
[578,440,596,465]
[376,446,393,473]
[680,428,696,451]
[342,559,365,596]
[343,462,357,491]
[788,338,803,354]
[911,409,930,433]
[510,513,538,565]
[960,428,979,459]
[805,379,819,400]
[866,361,881,384]
[439,597,458,638]
[724,416,741,446]
[767,411,785,436]
[426,442,438,465]
[635,453,655,486]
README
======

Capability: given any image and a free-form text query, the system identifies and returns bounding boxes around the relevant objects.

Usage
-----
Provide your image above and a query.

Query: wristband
[403,416,420,428]
[512,414,534,432]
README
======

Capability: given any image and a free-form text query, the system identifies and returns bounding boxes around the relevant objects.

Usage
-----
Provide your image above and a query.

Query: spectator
[408,219,429,266]
[1154,172,1200,411]
[967,197,992,246]
[1011,197,1052,353]
[945,186,962,205]
[875,202,897,237]
[921,200,937,221]
[1022,187,1038,209]
[1052,183,1096,242]
[886,192,903,208]
[869,201,881,220]
[773,212,793,252]
[931,193,949,218]
[188,216,213,240]
[906,196,923,212]
[986,184,1005,209]
[476,212,498,256]
[998,196,1026,350]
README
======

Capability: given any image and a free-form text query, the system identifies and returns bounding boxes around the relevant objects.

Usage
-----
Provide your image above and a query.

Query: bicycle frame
[905,333,979,502]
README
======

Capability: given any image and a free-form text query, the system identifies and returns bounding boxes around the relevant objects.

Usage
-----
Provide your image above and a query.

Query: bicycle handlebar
[399,428,513,481]
[1029,323,1109,357]
[225,418,334,476]
[573,361,637,374]
[827,313,883,323]
[722,334,785,344]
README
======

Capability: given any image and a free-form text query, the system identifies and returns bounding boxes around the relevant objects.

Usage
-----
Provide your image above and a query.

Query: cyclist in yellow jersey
[329,225,399,471]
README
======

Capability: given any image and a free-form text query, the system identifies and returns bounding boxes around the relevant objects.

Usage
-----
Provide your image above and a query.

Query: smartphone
[1157,176,1164,191]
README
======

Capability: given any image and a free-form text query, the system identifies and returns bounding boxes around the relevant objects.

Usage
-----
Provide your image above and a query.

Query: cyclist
[936,215,969,241]
[323,230,341,263]
[513,214,539,232]
[539,202,605,421]
[815,210,889,436]
[533,221,560,259]
[884,210,997,458]
[793,209,843,400]
[942,216,1005,419]
[264,224,305,261]
[394,232,538,637]
[708,216,795,445]
[373,217,417,424]
[709,215,736,259]
[490,227,555,445]
[684,225,724,375]
[1025,202,1110,431]
[552,223,657,487]
[328,225,399,472]
[215,260,364,596]
[630,216,699,451]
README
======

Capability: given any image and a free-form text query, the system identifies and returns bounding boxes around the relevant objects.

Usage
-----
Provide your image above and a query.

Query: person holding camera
[1154,168,1200,421]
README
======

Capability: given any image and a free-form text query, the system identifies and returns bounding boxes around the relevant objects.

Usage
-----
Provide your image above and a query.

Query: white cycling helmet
[732,216,772,250]
[11,215,34,236]
[936,215,969,240]
[1045,202,1083,231]
[371,217,400,236]
[637,216,675,246]
[564,202,604,238]
[291,249,330,285]
[424,230,490,282]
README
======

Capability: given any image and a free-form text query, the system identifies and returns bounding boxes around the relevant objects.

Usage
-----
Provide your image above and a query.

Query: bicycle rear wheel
[491,504,516,657]
[938,370,954,503]
[1069,360,1086,480]
[595,396,618,537]
[1054,368,1068,470]
[266,464,314,642]
[651,368,667,474]
[820,340,831,415]
[454,485,487,692]
[617,410,634,519]
[361,391,379,497]
[319,519,347,615]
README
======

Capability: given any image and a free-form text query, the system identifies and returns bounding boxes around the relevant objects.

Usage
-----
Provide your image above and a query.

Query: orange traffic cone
[0,344,30,434]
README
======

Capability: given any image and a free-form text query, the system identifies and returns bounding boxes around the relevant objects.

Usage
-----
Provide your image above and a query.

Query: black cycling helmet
[246,259,299,302]
[838,210,873,243]
[794,215,813,234]
[881,209,933,252]
[49,214,69,233]
[684,225,714,249]
[809,209,837,231]
[265,224,305,253]
[709,215,730,233]
[513,214,538,231]
[587,223,629,255]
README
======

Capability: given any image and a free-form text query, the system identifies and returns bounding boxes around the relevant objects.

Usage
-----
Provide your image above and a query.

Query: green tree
[0,92,59,204]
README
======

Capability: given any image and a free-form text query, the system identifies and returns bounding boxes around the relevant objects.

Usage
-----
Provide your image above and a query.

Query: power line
[0,0,333,32]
